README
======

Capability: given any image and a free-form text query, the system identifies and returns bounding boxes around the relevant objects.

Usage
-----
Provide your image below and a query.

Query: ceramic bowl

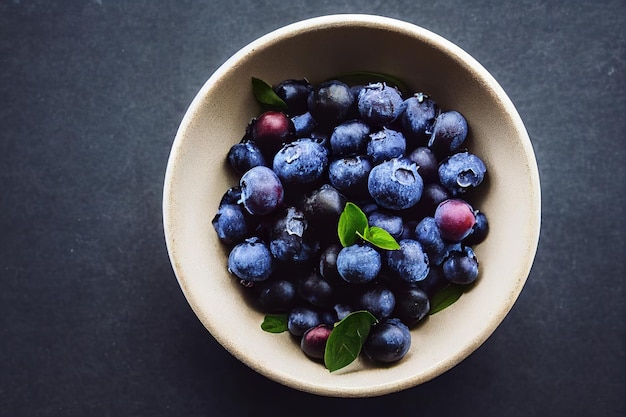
[163,14,541,397]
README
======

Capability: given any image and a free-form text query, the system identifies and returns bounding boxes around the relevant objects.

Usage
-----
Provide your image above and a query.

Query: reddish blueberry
[301,324,333,359]
[434,199,476,242]
[252,111,294,155]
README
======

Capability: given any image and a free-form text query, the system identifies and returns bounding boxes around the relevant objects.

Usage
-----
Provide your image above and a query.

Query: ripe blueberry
[400,93,438,144]
[363,318,411,363]
[273,78,313,115]
[272,138,328,185]
[367,158,423,210]
[385,239,430,283]
[428,110,468,156]
[336,244,381,284]
[443,246,479,284]
[239,166,284,216]
[307,80,355,127]
[227,237,274,283]
[357,82,404,126]
[366,127,407,164]
[438,151,487,195]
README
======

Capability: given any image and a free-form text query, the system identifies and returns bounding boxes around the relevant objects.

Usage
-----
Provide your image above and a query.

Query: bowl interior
[163,14,541,397]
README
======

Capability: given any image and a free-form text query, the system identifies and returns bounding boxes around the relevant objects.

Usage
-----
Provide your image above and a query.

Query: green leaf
[329,71,411,96]
[324,310,378,372]
[362,226,401,250]
[428,284,465,315]
[261,314,289,333]
[337,202,368,247]
[251,77,288,110]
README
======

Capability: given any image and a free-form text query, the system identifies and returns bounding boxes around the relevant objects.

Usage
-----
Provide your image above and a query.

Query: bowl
[163,14,541,397]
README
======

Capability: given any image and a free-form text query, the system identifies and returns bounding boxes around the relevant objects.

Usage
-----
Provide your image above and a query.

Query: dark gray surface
[1,1,624,416]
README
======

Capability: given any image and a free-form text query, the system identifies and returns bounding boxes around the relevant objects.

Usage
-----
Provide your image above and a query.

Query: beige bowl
[163,14,541,397]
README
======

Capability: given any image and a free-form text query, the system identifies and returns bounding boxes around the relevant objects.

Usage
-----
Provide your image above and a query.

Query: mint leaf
[363,226,401,250]
[324,310,378,372]
[251,77,288,110]
[428,284,465,315]
[337,202,368,247]
[261,314,289,333]
[329,71,411,96]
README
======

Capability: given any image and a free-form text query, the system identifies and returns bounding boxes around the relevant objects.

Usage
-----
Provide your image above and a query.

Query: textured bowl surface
[163,14,541,397]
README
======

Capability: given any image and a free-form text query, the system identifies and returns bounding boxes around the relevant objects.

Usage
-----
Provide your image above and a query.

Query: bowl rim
[163,13,541,397]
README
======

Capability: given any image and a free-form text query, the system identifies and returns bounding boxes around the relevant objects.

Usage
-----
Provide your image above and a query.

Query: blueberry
[288,306,322,336]
[393,287,430,327]
[307,80,355,127]
[357,82,404,126]
[434,199,476,242]
[328,156,372,198]
[363,318,411,363]
[438,151,487,195]
[257,279,297,313]
[336,244,381,284]
[368,210,404,240]
[414,217,448,265]
[301,324,332,359]
[227,237,274,283]
[443,246,479,285]
[272,138,329,185]
[319,243,345,285]
[428,110,468,156]
[269,206,318,263]
[385,239,430,283]
[415,266,447,297]
[350,84,365,100]
[407,146,438,183]
[333,303,354,321]
[227,141,267,175]
[212,204,248,245]
[291,112,318,137]
[239,166,284,216]
[400,93,438,144]
[367,158,423,210]
[357,286,396,320]
[252,111,295,156]
[298,271,336,308]
[464,210,489,245]
[329,119,370,157]
[308,130,330,150]
[301,184,346,222]
[366,128,407,164]
[218,186,242,206]
[399,220,418,240]
[416,183,451,215]
[301,185,347,243]
[273,78,313,115]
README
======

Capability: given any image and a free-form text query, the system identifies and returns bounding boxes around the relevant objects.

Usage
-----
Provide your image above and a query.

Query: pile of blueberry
[212,77,488,368]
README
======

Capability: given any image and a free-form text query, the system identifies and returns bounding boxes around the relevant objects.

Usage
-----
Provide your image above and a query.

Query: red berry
[252,111,294,155]
[300,324,332,359]
[434,199,476,241]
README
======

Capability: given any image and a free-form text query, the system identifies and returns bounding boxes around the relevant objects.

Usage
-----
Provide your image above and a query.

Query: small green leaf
[363,226,401,250]
[337,202,368,247]
[329,71,411,96]
[324,311,378,372]
[261,314,289,333]
[251,77,288,110]
[429,284,465,315]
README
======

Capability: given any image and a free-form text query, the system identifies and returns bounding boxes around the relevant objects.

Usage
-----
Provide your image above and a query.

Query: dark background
[1,1,624,416]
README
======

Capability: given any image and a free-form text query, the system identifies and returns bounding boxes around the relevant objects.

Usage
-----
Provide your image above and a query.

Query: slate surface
[1,1,624,416]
